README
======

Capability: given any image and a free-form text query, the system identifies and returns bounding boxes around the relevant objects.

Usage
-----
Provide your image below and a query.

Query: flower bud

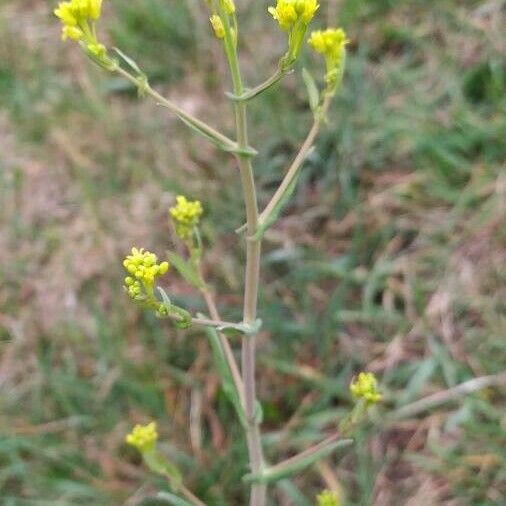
[210,14,226,39]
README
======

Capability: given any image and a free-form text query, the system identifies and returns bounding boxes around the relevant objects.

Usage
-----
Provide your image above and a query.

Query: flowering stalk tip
[308,28,349,95]
[350,372,382,404]
[210,14,226,39]
[268,0,319,68]
[169,195,203,241]
[54,0,114,67]
[316,489,341,506]
[126,422,158,453]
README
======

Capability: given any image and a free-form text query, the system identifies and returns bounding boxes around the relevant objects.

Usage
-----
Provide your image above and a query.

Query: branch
[114,66,239,153]
[391,372,506,420]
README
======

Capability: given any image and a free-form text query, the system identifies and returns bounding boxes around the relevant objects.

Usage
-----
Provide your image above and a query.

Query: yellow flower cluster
[210,14,225,39]
[169,196,203,241]
[317,490,340,506]
[54,0,106,57]
[268,0,319,31]
[308,28,348,63]
[123,247,169,300]
[126,422,158,452]
[350,372,383,404]
[222,0,236,15]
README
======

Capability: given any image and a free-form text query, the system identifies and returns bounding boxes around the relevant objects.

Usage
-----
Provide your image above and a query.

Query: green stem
[258,94,333,227]
[229,67,287,102]
[114,66,238,152]
[201,288,245,405]
[218,5,266,505]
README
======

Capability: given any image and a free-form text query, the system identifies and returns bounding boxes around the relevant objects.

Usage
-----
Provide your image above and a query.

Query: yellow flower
[210,14,225,39]
[268,0,319,69]
[222,0,236,15]
[62,25,84,41]
[308,28,348,62]
[268,0,319,31]
[54,0,109,63]
[350,372,383,404]
[123,247,169,300]
[126,422,158,452]
[316,490,340,506]
[169,196,203,240]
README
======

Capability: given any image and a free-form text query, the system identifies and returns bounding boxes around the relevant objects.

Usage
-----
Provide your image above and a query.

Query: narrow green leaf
[217,318,262,337]
[302,68,320,113]
[243,437,353,484]
[204,326,247,428]
[143,449,182,489]
[223,144,259,158]
[177,115,232,153]
[254,171,301,240]
[113,47,143,74]
[166,251,204,289]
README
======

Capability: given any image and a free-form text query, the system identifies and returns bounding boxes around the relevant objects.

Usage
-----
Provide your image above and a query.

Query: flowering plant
[55,1,381,504]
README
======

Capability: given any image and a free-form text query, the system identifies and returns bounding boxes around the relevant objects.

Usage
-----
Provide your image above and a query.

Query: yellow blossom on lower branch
[126,422,158,453]
[169,195,203,241]
[123,247,169,301]
[350,372,383,404]
[316,489,341,506]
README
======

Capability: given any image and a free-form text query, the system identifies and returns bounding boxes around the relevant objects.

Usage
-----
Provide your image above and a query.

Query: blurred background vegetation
[0,0,505,504]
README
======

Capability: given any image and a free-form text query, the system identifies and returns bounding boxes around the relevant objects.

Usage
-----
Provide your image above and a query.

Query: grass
[0,0,505,504]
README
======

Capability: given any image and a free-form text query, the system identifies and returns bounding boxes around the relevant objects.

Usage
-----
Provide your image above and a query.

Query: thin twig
[191,316,242,330]
[258,94,333,227]
[114,66,237,151]
[392,372,506,420]
[201,289,245,403]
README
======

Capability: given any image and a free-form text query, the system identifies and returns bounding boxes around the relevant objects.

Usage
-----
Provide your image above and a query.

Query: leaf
[302,68,320,113]
[113,47,143,74]
[217,319,262,337]
[253,170,302,240]
[166,251,203,289]
[156,288,192,328]
[204,326,247,428]
[243,436,353,484]
[156,492,193,506]
[143,449,182,489]
[176,115,233,154]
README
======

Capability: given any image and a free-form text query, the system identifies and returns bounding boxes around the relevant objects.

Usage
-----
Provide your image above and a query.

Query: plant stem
[114,66,237,151]
[201,289,245,404]
[218,7,266,505]
[230,67,286,102]
[258,94,333,226]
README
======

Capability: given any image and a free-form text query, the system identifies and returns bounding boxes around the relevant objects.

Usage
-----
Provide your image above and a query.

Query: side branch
[257,94,333,231]
[114,66,238,152]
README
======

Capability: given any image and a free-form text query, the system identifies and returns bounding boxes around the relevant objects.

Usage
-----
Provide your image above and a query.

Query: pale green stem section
[258,94,333,226]
[201,288,245,405]
[114,66,237,151]
[231,67,286,102]
[192,316,241,329]
[218,5,266,505]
